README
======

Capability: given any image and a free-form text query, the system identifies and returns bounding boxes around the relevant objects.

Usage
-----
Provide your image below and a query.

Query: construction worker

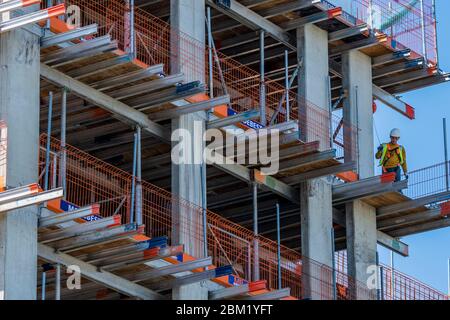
[376,128,408,182]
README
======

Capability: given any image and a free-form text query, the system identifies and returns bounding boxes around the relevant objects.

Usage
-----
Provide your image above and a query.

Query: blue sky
[375,0,450,294]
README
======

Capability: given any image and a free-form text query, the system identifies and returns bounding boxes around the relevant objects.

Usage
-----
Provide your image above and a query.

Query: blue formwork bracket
[215,265,233,278]
[147,236,168,249]
[176,81,201,94]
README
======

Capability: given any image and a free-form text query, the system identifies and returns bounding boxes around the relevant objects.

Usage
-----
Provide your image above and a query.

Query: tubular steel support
[443,119,449,191]
[130,0,135,59]
[55,263,61,300]
[376,251,381,300]
[52,154,57,189]
[130,132,138,224]
[44,91,53,191]
[41,270,46,301]
[136,126,142,226]
[331,227,337,300]
[60,88,67,197]
[284,50,290,122]
[276,202,281,289]
[380,265,385,300]
[253,182,260,281]
[390,251,395,300]
[201,148,208,260]
[259,30,266,126]
[448,258,450,297]
[419,0,427,62]
[207,6,214,99]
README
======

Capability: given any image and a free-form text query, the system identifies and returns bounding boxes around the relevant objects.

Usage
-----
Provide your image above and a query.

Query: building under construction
[0,0,449,300]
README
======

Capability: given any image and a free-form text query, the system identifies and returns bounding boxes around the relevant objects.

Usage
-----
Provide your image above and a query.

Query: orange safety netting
[39,134,375,300]
[335,250,448,300]
[46,0,358,161]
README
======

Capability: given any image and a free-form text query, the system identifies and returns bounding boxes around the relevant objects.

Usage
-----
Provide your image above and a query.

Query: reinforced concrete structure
[0,0,449,300]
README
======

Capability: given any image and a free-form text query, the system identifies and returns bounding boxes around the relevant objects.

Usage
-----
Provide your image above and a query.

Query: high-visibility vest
[379,144,404,167]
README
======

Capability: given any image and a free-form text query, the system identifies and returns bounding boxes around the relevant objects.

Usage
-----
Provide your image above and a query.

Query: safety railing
[335,250,448,300]
[45,0,358,160]
[403,161,450,200]
[39,134,375,300]
[322,0,438,66]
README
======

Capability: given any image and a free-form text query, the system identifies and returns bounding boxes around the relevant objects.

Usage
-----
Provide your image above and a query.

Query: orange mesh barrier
[39,134,375,300]
[335,250,448,300]
[45,0,358,161]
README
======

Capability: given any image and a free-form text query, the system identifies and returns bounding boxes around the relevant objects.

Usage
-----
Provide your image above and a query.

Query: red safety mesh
[335,250,448,300]
[323,0,438,66]
[39,135,375,300]
[43,0,359,161]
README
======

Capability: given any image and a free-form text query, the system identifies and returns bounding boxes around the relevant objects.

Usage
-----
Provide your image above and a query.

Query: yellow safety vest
[379,144,404,167]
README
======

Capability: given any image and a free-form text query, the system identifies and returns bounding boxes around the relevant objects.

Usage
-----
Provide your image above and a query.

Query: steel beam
[329,60,416,120]
[207,110,260,129]
[206,0,296,50]
[277,149,336,174]
[372,49,411,67]
[0,188,63,214]
[282,161,356,184]
[372,85,415,119]
[375,67,437,88]
[378,208,441,230]
[39,215,120,243]
[376,230,409,257]
[389,218,450,238]
[149,95,230,121]
[40,63,171,141]
[282,9,341,31]
[241,288,290,300]
[377,191,450,218]
[328,24,368,42]
[40,24,99,48]
[39,204,100,227]
[38,243,163,300]
[129,258,213,282]
[48,223,141,252]
[209,284,249,300]
[330,35,384,56]
[146,267,232,292]
[91,64,165,90]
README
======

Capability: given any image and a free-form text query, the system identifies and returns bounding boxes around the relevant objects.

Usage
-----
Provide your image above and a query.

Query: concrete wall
[0,27,40,300]
[170,0,208,300]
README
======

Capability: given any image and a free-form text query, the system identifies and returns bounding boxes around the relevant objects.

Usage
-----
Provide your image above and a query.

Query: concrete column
[342,50,374,179]
[342,50,377,299]
[170,0,208,300]
[297,25,334,300]
[0,25,40,299]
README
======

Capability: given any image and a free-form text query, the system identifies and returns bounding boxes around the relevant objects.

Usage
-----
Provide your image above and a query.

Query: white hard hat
[390,128,401,138]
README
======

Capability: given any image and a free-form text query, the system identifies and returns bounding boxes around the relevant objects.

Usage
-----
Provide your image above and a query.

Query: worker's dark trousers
[384,166,402,182]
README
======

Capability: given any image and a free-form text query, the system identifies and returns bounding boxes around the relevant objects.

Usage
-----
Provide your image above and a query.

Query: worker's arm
[375,145,384,159]
[402,147,408,174]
